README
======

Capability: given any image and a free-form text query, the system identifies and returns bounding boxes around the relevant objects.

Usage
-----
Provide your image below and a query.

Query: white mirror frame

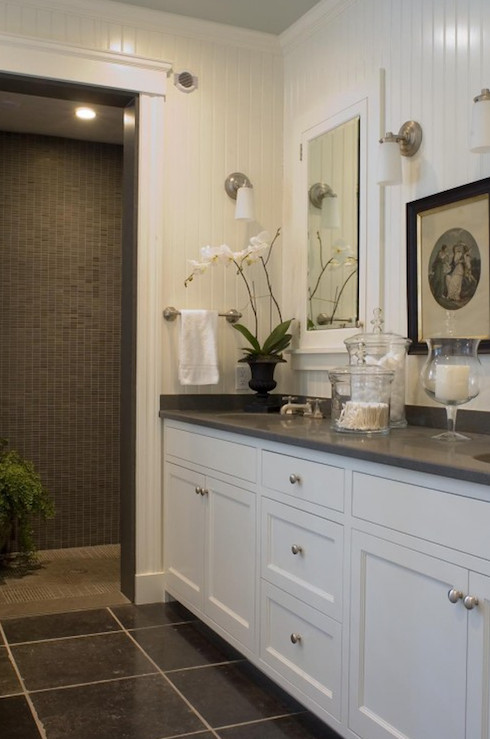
[288,74,382,370]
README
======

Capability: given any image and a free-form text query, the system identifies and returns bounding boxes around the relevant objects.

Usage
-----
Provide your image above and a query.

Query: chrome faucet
[280,396,323,418]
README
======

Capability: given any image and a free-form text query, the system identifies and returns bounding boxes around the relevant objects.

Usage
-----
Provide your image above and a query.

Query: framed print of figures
[407,177,490,353]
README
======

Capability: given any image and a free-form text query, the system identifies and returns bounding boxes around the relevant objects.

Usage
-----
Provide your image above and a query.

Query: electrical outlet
[235,364,250,391]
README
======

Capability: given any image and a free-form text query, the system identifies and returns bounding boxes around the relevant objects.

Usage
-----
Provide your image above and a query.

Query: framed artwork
[407,177,490,353]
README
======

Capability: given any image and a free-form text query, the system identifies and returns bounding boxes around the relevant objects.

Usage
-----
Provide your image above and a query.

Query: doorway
[0,75,138,610]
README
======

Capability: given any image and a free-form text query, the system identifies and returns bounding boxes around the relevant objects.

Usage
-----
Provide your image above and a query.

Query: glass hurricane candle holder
[420,337,482,441]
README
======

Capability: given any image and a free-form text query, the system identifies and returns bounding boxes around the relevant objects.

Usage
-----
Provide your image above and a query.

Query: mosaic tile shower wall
[0,132,123,549]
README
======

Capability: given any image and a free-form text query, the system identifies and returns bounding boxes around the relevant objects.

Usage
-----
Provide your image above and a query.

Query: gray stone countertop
[160,409,490,487]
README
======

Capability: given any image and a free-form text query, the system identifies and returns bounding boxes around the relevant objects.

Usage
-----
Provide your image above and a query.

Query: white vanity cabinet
[162,417,490,739]
[349,470,490,739]
[164,425,257,652]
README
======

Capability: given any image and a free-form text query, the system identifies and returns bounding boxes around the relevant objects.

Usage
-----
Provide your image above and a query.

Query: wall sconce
[377,120,423,186]
[470,89,490,153]
[224,172,255,221]
[308,183,340,229]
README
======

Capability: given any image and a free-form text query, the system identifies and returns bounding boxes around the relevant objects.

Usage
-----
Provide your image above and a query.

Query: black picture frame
[407,177,490,354]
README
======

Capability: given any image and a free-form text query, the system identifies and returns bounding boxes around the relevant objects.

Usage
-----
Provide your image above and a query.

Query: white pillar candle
[435,364,470,402]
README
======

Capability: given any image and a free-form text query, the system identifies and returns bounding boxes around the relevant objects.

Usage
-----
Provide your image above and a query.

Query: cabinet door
[467,571,490,739]
[164,463,206,609]
[204,477,256,651]
[349,531,468,739]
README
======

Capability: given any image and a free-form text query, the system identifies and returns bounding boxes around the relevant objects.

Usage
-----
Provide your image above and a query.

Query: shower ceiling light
[75,106,96,120]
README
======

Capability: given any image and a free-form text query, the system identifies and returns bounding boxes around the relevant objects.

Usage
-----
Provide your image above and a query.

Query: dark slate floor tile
[0,694,42,738]
[31,673,207,739]
[11,632,156,690]
[132,621,242,671]
[1,608,121,644]
[0,647,22,696]
[216,713,341,738]
[110,601,194,629]
[168,661,303,728]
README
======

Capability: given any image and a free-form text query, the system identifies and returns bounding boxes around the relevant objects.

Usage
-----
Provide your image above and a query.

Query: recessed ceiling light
[75,106,96,120]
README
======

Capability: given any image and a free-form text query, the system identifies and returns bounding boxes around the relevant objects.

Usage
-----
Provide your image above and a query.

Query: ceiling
[0,0,321,143]
[0,92,124,144]
[107,0,322,35]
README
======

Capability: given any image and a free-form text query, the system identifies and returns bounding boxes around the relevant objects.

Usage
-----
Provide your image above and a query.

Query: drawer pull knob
[201,488,209,496]
[195,486,202,495]
[289,473,301,484]
[290,633,302,644]
[291,545,303,555]
[463,595,479,610]
[448,588,464,603]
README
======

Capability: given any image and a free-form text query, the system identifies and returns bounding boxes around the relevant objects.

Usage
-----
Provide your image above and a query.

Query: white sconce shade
[224,172,255,220]
[321,193,340,229]
[235,186,255,221]
[470,89,490,153]
[377,138,402,185]
[308,182,340,228]
[376,121,423,186]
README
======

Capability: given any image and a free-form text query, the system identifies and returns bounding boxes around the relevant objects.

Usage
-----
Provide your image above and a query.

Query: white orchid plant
[184,227,292,359]
[308,231,358,328]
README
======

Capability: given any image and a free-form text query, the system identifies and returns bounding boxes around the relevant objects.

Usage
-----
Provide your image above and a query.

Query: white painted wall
[282,0,490,411]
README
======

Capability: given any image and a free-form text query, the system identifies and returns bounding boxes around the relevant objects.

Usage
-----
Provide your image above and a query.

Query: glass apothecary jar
[344,332,411,427]
[328,366,394,435]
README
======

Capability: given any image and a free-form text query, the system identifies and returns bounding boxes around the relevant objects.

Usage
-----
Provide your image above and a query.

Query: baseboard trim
[134,571,165,604]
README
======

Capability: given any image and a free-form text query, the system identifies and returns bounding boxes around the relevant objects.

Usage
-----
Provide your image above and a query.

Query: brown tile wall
[0,132,123,549]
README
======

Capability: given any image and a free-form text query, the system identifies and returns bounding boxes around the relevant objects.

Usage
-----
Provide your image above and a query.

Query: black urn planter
[240,355,285,412]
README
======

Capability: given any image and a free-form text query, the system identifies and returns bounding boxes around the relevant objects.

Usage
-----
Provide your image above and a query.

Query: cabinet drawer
[262,450,344,512]
[352,471,490,561]
[261,497,343,620]
[260,581,342,720]
[165,426,257,483]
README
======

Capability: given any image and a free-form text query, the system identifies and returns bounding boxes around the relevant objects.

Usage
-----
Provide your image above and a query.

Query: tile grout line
[0,621,47,739]
[107,606,222,739]
[26,671,160,694]
[5,627,126,647]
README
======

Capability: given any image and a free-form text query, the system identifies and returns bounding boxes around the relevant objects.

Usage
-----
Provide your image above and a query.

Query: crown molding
[14,0,282,55]
[0,31,171,93]
[280,0,356,54]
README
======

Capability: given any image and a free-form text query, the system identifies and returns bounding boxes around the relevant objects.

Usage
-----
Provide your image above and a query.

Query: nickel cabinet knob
[290,633,302,644]
[289,473,301,484]
[291,544,303,555]
[195,486,202,495]
[448,588,464,603]
[463,595,479,610]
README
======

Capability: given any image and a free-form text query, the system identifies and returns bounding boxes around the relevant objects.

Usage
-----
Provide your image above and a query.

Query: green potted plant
[0,438,55,560]
[184,228,293,405]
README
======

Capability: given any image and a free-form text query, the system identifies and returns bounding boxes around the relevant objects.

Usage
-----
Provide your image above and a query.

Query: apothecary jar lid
[344,331,411,349]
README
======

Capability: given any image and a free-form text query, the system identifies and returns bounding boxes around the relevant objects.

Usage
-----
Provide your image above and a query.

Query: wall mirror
[307,115,360,331]
[290,83,382,364]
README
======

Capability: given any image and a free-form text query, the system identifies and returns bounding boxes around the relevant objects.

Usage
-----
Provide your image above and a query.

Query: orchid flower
[184,227,292,356]
[308,231,358,326]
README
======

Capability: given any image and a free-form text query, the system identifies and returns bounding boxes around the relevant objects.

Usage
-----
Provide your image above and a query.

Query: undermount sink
[474,453,490,464]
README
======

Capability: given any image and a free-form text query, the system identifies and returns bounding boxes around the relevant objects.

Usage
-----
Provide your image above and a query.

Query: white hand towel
[179,310,219,385]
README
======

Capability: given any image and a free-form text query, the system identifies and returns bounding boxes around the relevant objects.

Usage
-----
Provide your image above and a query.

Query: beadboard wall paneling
[0,0,284,397]
[282,0,490,410]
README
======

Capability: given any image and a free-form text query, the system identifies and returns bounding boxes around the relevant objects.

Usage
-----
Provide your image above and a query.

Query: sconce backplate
[398,120,423,157]
[225,172,252,200]
[308,182,335,209]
